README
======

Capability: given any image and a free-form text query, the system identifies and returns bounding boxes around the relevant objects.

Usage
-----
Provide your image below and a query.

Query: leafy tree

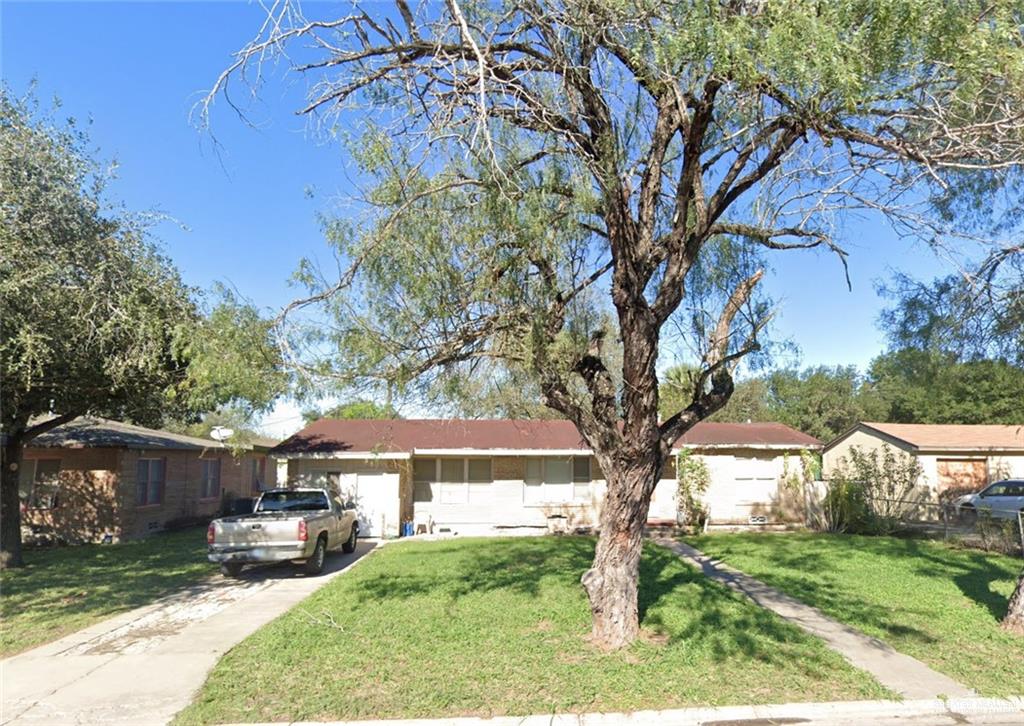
[661,364,883,442]
[880,261,1023,366]
[868,350,1024,425]
[766,366,886,442]
[301,399,400,424]
[209,1,1024,647]
[164,404,267,442]
[660,366,771,424]
[0,88,284,567]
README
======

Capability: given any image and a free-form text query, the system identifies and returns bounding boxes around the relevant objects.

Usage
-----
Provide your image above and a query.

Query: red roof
[271,419,820,455]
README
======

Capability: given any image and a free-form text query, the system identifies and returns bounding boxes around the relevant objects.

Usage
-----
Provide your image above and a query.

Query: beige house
[19,417,277,543]
[823,422,1024,495]
[271,419,822,537]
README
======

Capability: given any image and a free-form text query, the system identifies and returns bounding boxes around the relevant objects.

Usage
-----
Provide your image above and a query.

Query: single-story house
[823,422,1024,494]
[270,419,822,537]
[18,416,278,543]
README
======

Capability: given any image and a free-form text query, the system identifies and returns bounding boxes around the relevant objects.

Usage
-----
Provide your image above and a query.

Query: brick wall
[21,447,121,543]
[118,449,265,539]
[22,445,274,542]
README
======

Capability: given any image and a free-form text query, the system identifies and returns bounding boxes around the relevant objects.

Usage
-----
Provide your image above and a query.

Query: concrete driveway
[1,540,379,725]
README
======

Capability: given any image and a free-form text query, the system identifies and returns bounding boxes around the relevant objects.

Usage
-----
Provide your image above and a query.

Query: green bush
[822,479,871,533]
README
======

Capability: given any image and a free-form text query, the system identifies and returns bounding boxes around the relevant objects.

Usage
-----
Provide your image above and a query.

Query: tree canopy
[302,399,400,424]
[0,87,286,567]
[1,89,196,435]
[869,349,1024,425]
[879,264,1024,366]
[208,0,1024,647]
[660,364,884,442]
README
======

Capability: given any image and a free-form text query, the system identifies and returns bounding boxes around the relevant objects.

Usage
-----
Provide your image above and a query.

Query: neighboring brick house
[18,417,277,543]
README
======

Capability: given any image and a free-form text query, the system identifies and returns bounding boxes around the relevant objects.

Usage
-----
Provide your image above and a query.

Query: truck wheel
[959,505,977,526]
[304,535,327,575]
[342,524,358,553]
[220,562,244,578]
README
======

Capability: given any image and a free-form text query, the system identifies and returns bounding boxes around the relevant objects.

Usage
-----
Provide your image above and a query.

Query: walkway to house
[1,541,380,725]
[656,538,975,700]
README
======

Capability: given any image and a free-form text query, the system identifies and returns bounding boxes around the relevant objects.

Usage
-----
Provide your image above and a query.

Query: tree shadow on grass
[901,541,1019,622]
[353,536,596,604]
[695,533,1019,633]
[689,534,941,646]
[638,543,832,667]
[351,537,851,670]
[807,534,1018,624]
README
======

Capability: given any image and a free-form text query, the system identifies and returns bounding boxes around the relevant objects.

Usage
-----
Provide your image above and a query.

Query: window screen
[467,459,492,482]
[31,460,62,509]
[525,458,542,484]
[440,459,467,504]
[572,456,591,500]
[544,458,572,503]
[201,459,221,499]
[136,459,164,506]
[413,458,436,482]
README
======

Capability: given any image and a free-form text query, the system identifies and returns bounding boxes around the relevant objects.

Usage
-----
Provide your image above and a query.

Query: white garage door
[331,471,396,537]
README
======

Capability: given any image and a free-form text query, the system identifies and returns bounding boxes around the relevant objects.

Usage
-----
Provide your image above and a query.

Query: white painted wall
[699,451,795,522]
[279,448,811,536]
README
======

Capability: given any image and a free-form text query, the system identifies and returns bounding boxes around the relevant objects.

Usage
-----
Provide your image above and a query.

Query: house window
[200,459,221,499]
[573,456,591,500]
[250,457,267,493]
[440,458,466,504]
[413,458,492,504]
[524,456,590,505]
[26,459,62,509]
[467,458,492,502]
[136,459,165,506]
[413,458,435,502]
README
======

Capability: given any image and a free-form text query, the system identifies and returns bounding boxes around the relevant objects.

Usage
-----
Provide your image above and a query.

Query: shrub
[820,479,871,533]
[676,448,710,529]
[830,444,925,533]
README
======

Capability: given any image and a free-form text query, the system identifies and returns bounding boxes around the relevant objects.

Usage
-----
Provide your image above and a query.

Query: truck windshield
[256,491,330,512]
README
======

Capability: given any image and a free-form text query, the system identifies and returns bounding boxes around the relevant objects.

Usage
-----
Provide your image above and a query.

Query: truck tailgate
[212,515,304,548]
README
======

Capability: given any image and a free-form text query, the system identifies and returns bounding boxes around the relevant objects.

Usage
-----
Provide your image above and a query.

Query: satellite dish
[210,426,234,442]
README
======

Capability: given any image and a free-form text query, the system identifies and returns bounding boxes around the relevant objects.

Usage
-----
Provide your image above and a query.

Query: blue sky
[4,1,953,436]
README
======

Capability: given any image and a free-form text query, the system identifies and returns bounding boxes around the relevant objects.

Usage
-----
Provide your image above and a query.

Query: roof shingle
[27,417,277,452]
[271,419,820,456]
[859,422,1024,451]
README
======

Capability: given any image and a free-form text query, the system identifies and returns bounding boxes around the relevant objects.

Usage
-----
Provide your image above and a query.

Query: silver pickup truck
[207,488,359,577]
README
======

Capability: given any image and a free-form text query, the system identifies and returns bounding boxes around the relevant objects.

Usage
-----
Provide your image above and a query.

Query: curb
[219,696,1024,726]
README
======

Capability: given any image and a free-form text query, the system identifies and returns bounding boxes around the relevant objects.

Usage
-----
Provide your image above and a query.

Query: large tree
[0,89,285,567]
[302,398,401,424]
[209,1,1024,647]
[869,349,1024,425]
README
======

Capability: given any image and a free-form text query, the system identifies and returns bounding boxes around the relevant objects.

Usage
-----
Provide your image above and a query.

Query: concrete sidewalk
[658,538,975,699]
[1,540,380,725]
[219,696,1024,726]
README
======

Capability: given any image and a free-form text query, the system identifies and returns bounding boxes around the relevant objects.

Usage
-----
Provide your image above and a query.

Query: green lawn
[176,537,887,724]
[0,527,212,656]
[689,532,1024,696]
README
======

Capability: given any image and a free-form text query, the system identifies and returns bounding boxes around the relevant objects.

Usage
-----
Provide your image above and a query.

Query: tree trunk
[581,456,661,649]
[1003,569,1024,635]
[1,437,26,569]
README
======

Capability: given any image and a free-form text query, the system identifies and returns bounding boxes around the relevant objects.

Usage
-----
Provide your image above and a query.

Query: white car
[954,479,1024,524]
